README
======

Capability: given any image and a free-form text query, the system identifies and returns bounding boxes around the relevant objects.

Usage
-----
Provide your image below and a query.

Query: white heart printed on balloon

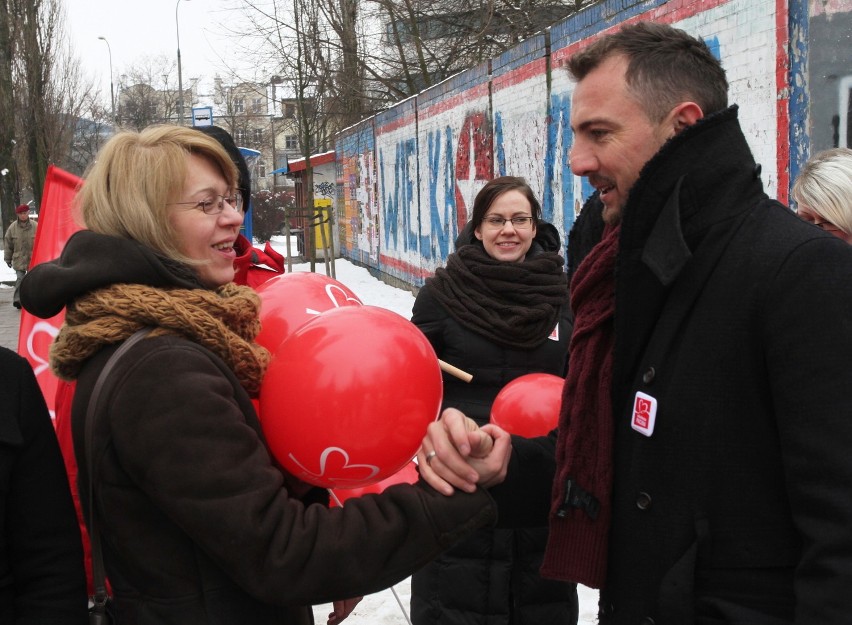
[325,284,362,308]
[26,320,60,377]
[304,284,362,318]
[288,446,380,485]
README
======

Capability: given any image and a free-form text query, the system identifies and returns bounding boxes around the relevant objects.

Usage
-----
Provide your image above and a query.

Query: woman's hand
[417,408,512,495]
[326,596,363,624]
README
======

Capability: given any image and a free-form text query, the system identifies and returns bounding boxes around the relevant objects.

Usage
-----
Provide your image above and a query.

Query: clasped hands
[417,408,512,495]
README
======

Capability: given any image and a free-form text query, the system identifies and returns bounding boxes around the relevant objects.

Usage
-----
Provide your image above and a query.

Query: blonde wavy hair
[792,147,852,237]
[77,125,239,263]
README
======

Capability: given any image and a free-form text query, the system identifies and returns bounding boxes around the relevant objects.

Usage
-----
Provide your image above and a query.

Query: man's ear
[671,102,704,134]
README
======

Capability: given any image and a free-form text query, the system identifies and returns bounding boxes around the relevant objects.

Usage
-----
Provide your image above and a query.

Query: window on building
[235,98,244,113]
[235,129,247,145]
[258,160,266,178]
[252,98,263,113]
[253,128,264,143]
[285,135,299,150]
[283,102,297,119]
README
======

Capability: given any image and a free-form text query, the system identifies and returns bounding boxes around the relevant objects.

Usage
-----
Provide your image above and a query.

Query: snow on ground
[270,243,598,625]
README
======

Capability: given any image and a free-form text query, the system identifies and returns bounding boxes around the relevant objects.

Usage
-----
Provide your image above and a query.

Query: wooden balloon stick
[438,359,473,383]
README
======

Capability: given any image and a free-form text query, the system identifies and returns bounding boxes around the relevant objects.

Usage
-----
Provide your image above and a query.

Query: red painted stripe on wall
[774,0,790,203]
[492,58,548,90]
[418,83,491,119]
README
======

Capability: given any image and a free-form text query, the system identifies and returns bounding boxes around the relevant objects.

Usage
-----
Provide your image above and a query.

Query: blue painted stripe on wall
[491,33,548,76]
[788,0,809,187]
[550,0,668,49]
[375,97,416,127]
[416,61,491,108]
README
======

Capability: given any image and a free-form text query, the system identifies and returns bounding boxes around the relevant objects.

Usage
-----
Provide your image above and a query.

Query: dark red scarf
[541,223,620,588]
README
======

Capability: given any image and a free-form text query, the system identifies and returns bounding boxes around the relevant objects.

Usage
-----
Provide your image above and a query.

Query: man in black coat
[418,21,852,624]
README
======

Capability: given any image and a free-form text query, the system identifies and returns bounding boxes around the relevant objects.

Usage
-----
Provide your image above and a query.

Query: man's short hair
[566,21,729,122]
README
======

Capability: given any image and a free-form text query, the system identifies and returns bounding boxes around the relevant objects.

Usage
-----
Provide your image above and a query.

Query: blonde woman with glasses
[20,125,495,625]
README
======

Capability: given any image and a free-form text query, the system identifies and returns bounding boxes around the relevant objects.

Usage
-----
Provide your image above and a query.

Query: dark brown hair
[470,176,542,228]
[566,22,728,122]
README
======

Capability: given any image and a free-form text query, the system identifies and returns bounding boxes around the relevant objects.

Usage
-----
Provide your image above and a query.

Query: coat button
[636,492,652,510]
[642,367,655,384]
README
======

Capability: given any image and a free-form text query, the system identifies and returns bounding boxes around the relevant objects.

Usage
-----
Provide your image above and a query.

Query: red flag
[17,164,84,417]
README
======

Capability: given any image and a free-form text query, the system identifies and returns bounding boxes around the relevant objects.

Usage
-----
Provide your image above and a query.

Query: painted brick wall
[334,0,841,290]
[337,120,377,267]
[374,98,420,282]
[415,61,493,283]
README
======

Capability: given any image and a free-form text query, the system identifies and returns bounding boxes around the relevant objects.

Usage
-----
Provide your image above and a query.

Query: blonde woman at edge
[792,147,852,244]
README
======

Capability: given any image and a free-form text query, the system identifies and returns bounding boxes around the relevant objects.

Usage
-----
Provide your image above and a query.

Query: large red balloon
[255,272,362,352]
[259,305,442,489]
[490,373,564,437]
[330,460,419,507]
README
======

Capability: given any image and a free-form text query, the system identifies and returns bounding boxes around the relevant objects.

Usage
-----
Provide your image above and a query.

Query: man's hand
[417,408,512,495]
[325,597,362,624]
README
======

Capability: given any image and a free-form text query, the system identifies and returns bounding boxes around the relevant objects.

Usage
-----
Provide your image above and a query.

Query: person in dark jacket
[410,176,577,625]
[418,22,852,624]
[20,125,496,625]
[0,345,87,624]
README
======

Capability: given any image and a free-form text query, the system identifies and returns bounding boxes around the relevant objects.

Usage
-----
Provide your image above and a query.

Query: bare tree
[65,92,113,177]
[227,0,598,134]
[117,56,180,131]
[12,0,92,206]
[0,0,19,229]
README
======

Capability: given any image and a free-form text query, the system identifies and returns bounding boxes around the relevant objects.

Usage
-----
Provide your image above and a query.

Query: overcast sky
[64,0,242,99]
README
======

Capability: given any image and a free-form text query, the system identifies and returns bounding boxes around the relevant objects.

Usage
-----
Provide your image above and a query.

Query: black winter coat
[492,107,852,624]
[0,347,87,624]
[410,226,577,625]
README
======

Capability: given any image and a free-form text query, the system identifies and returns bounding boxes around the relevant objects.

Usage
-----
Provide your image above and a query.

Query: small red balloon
[490,373,564,437]
[330,460,419,507]
[255,272,362,352]
[259,305,442,489]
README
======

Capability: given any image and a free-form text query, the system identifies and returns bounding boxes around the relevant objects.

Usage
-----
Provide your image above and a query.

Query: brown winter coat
[4,218,36,271]
[21,230,497,625]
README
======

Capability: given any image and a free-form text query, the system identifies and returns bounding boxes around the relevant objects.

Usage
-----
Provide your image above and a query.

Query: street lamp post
[176,0,191,125]
[97,36,116,127]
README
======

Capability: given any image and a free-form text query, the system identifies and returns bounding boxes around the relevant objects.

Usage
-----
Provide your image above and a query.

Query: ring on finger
[425,450,437,465]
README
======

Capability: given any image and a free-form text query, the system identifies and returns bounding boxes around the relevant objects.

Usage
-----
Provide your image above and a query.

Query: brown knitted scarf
[50,283,270,397]
[541,223,619,588]
[426,244,569,350]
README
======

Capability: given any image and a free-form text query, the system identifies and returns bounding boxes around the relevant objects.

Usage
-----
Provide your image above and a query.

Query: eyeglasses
[172,194,244,215]
[482,215,534,230]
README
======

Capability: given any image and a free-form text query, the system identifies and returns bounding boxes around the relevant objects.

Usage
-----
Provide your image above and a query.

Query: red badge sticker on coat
[631,391,657,437]
[548,324,559,342]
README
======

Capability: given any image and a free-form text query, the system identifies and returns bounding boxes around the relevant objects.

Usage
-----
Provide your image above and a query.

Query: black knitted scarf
[426,243,569,350]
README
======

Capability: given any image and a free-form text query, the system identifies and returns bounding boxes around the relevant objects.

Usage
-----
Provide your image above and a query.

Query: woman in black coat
[0,346,87,624]
[410,176,578,625]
